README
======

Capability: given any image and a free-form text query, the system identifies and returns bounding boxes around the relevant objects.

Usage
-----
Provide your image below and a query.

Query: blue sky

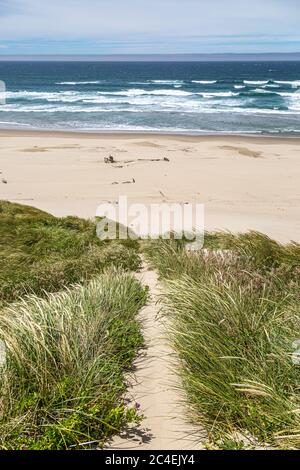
[0,0,299,55]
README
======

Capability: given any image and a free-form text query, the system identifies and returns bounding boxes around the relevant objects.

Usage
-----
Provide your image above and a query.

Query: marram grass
[144,233,300,448]
[0,269,147,450]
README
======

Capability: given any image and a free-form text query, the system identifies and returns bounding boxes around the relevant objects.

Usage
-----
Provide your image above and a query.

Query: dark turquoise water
[0,61,300,134]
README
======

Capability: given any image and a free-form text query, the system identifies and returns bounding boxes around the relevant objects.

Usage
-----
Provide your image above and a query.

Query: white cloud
[0,0,299,53]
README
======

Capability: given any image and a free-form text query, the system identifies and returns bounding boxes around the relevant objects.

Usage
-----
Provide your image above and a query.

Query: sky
[0,0,299,55]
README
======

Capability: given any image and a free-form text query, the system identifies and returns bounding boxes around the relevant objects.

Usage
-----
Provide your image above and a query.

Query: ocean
[0,61,300,135]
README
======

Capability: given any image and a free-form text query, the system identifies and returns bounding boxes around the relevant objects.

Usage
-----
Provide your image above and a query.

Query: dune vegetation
[0,201,146,449]
[2,200,300,450]
[144,232,300,449]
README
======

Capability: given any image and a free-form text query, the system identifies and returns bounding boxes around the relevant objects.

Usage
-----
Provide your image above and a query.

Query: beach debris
[138,158,159,162]
[159,190,169,202]
[122,177,135,184]
[104,155,116,164]
[2,178,7,184]
[120,157,170,167]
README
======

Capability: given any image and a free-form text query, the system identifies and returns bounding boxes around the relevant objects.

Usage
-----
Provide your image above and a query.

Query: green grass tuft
[0,269,147,450]
[0,201,141,304]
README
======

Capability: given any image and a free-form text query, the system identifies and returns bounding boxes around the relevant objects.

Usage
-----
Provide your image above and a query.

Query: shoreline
[1,128,300,143]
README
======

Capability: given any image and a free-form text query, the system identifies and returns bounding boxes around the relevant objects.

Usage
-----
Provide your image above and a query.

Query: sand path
[105,260,204,450]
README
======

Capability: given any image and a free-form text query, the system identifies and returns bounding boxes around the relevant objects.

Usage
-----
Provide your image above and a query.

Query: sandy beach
[0,130,299,243]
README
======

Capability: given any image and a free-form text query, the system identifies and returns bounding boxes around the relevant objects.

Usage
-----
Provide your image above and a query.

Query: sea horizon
[0,52,300,62]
